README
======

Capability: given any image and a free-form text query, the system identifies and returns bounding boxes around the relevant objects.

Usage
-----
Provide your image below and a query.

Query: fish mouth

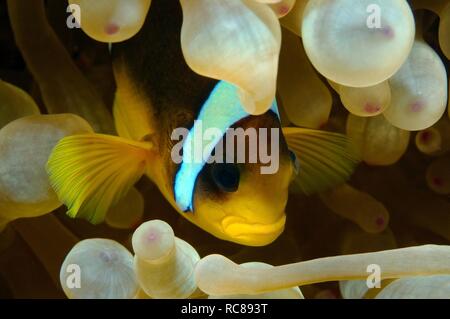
[221,215,286,246]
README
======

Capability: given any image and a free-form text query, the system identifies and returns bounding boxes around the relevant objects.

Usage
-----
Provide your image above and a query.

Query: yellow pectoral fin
[283,127,360,195]
[46,134,152,224]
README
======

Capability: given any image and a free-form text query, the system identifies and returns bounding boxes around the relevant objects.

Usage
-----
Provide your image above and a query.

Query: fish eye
[211,163,240,193]
[289,150,300,175]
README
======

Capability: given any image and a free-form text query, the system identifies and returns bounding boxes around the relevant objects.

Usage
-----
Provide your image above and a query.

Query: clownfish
[46,0,359,246]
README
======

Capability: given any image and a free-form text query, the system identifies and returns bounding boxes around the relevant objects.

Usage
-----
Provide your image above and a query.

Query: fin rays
[46,134,151,224]
[283,127,360,194]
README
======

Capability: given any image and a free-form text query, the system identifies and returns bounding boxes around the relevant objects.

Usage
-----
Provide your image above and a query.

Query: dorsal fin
[111,0,217,119]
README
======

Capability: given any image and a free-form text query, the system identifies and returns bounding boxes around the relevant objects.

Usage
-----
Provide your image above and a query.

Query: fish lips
[220,214,286,246]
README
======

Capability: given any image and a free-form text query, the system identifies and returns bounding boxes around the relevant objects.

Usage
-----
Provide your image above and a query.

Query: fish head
[175,108,297,247]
